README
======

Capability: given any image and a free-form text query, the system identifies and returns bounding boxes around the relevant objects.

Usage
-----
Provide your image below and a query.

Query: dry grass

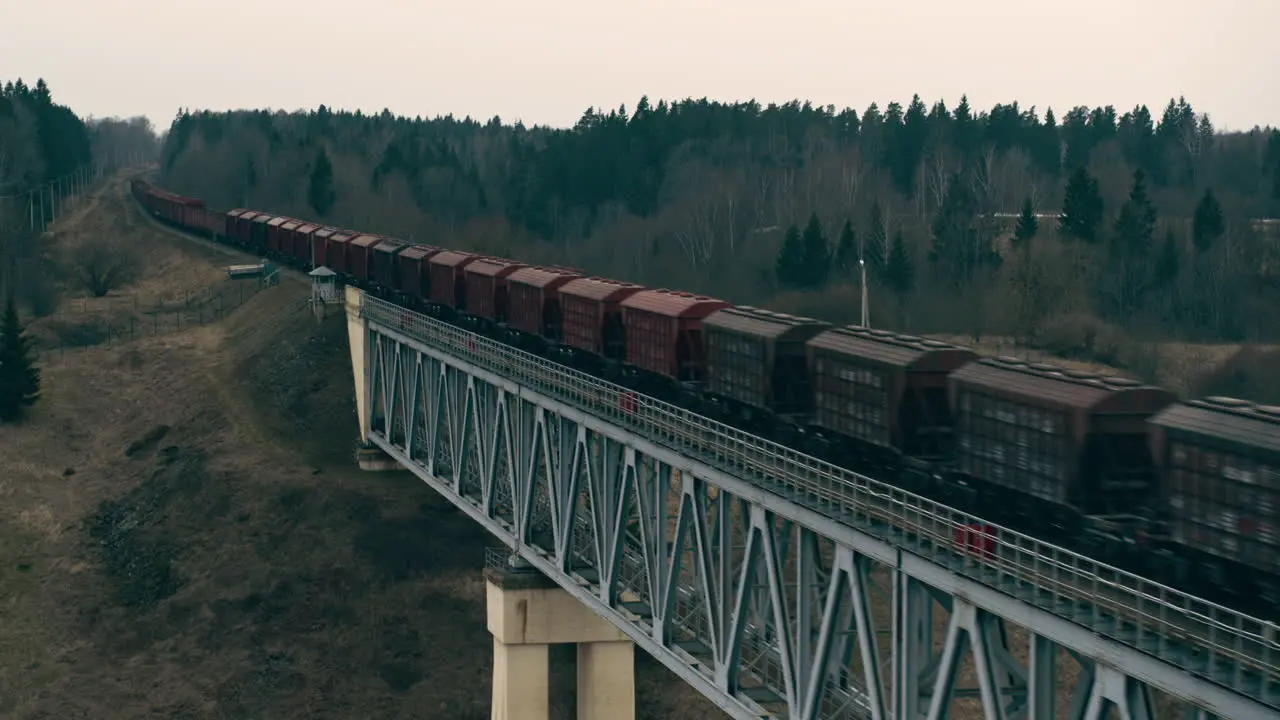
[0,174,715,719]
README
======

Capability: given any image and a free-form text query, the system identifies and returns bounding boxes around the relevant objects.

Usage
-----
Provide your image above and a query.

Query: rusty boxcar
[225,209,249,243]
[808,328,977,458]
[326,231,355,274]
[1149,397,1280,584]
[293,223,320,265]
[559,277,643,361]
[266,216,291,254]
[704,307,830,418]
[311,228,337,268]
[463,257,528,322]
[371,239,408,292]
[620,289,729,384]
[949,358,1177,523]
[397,245,440,301]
[250,213,273,252]
[507,266,583,341]
[427,251,478,309]
[346,234,381,283]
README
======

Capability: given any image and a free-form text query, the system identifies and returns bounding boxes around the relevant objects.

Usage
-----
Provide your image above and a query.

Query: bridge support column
[485,565,635,720]
[344,286,397,471]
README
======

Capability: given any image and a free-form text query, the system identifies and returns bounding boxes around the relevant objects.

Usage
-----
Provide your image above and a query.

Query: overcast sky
[3,0,1277,133]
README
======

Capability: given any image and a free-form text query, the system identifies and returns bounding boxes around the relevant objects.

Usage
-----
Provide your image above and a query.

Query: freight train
[130,178,1280,618]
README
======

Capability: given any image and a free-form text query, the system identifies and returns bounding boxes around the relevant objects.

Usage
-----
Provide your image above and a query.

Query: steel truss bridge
[350,290,1279,720]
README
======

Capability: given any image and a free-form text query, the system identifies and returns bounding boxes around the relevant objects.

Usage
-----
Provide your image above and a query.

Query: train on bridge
[130,178,1280,619]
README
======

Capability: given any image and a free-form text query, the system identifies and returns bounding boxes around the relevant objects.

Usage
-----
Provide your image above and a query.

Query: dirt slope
[0,174,717,719]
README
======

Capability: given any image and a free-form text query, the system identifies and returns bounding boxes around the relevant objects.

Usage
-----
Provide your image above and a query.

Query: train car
[233,210,260,245]
[427,251,478,313]
[312,228,337,268]
[346,234,382,283]
[463,257,527,327]
[326,231,355,275]
[702,307,830,431]
[293,223,320,265]
[506,266,583,349]
[372,239,408,295]
[558,277,643,369]
[948,358,1177,536]
[397,245,441,305]
[279,220,302,259]
[805,329,977,479]
[1149,397,1280,609]
[266,216,291,255]
[249,213,273,253]
[619,289,729,393]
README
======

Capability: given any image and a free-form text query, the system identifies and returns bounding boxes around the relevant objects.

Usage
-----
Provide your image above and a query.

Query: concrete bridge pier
[345,286,398,471]
[485,563,636,720]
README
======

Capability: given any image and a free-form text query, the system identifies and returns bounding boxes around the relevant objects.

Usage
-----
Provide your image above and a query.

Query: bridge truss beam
[353,291,1276,720]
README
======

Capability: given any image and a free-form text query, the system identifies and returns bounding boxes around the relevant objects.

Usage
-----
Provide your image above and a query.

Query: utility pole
[858,257,870,329]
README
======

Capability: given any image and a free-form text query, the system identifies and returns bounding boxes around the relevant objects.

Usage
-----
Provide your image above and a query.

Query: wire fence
[37,277,283,361]
[0,154,153,237]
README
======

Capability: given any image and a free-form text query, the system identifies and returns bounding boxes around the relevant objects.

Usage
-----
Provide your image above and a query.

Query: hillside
[0,173,716,719]
[159,97,1280,388]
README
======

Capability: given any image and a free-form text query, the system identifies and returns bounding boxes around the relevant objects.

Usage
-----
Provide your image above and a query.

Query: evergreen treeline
[159,96,1280,355]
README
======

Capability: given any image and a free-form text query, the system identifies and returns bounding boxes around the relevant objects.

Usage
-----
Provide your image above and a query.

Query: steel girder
[356,294,1277,719]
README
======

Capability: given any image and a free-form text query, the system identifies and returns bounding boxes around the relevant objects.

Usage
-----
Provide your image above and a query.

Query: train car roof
[560,277,644,302]
[509,266,583,289]
[399,245,441,260]
[705,306,831,342]
[621,289,729,318]
[252,213,274,224]
[281,220,302,230]
[267,216,291,227]
[466,257,527,277]
[227,208,249,218]
[951,357,1176,413]
[1151,397,1280,456]
[350,234,381,248]
[294,223,320,234]
[808,326,977,372]
[429,250,477,268]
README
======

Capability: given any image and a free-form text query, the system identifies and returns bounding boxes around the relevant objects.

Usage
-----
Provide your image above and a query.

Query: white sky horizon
[2,1,1277,133]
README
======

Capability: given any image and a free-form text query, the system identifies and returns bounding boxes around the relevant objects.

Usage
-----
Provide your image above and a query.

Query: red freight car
[397,245,441,301]
[293,223,320,265]
[279,220,301,258]
[507,266,583,340]
[267,216,291,254]
[371,239,408,291]
[620,289,729,383]
[559,277,643,360]
[250,213,273,252]
[326,231,355,274]
[1149,398,1280,583]
[346,234,381,282]
[949,358,1176,520]
[463,257,528,322]
[312,228,337,268]
[704,307,830,417]
[807,328,977,457]
[234,210,260,244]
[428,251,478,309]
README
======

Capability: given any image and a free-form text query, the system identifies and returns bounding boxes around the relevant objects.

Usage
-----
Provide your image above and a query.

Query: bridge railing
[360,293,1280,691]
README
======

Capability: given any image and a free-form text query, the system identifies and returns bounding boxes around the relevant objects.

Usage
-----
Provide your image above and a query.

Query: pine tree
[775,224,804,289]
[1191,188,1224,253]
[307,148,336,216]
[0,291,40,422]
[1012,196,1039,252]
[1059,167,1104,243]
[884,230,915,322]
[1106,170,1159,316]
[799,213,830,288]
[864,201,887,275]
[833,219,857,276]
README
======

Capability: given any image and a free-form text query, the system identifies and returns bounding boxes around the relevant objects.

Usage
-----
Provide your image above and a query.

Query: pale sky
[2,0,1277,133]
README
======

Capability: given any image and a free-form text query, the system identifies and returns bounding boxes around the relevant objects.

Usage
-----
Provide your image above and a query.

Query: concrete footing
[485,566,635,720]
[355,443,400,471]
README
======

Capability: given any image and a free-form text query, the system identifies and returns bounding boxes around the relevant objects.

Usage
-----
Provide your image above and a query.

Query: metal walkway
[354,291,1279,720]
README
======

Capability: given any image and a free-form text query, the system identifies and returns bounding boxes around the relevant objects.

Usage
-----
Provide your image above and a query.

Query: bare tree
[71,237,139,297]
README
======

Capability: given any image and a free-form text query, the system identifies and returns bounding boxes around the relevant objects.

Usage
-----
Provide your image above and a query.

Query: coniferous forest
[159,97,1280,367]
